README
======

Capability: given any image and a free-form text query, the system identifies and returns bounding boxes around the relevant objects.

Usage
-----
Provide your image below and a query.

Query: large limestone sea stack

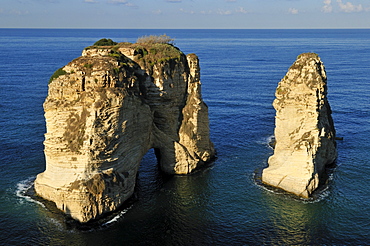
[34,37,215,223]
[262,53,337,198]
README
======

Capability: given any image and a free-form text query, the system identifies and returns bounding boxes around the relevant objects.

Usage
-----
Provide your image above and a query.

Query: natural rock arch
[35,41,215,223]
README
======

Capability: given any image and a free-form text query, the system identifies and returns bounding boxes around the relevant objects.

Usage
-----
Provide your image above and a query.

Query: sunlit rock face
[34,42,215,223]
[262,53,337,198]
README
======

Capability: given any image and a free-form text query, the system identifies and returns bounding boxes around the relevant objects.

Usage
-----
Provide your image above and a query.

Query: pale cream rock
[35,44,215,222]
[262,53,337,198]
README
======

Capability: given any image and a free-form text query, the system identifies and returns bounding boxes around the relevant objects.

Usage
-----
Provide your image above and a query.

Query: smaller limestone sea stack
[34,36,215,223]
[262,53,337,198]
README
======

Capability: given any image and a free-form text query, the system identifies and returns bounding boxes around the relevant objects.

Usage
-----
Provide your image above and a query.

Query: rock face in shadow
[262,53,337,198]
[34,41,215,223]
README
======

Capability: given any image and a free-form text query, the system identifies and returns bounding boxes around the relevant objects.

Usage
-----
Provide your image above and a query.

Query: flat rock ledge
[34,41,215,223]
[262,53,337,198]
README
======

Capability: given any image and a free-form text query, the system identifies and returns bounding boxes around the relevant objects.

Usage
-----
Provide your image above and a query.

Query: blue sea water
[0,29,370,245]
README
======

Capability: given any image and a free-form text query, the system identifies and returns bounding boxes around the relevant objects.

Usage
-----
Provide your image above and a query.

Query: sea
[0,29,369,245]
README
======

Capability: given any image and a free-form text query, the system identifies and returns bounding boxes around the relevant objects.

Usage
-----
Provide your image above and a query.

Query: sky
[1,0,370,29]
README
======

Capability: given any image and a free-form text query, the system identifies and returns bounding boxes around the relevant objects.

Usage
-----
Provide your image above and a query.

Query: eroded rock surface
[262,53,337,198]
[35,41,215,222]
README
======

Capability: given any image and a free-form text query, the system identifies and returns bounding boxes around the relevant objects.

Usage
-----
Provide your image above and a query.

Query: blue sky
[1,0,370,28]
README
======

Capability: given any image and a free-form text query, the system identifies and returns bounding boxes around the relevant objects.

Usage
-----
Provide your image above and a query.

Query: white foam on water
[253,175,283,196]
[302,185,331,204]
[102,205,133,226]
[47,217,66,231]
[15,177,45,208]
[266,135,275,150]
[255,135,275,147]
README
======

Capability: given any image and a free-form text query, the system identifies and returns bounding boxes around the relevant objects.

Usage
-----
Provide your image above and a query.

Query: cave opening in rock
[136,148,168,199]
[154,148,162,166]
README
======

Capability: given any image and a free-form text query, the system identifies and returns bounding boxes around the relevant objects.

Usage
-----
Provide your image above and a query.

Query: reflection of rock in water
[262,190,332,245]
[34,39,215,223]
[262,53,337,198]
[151,170,214,245]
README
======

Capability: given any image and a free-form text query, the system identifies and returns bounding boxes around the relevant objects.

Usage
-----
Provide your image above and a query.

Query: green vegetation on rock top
[82,35,183,71]
[132,43,182,62]
[93,38,118,46]
[49,67,67,84]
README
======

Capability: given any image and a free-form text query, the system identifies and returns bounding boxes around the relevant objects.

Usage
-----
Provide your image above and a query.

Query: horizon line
[1,27,369,30]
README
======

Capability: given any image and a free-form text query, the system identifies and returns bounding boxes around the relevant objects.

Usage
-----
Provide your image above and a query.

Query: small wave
[15,177,45,208]
[303,187,331,204]
[256,135,275,149]
[102,205,133,226]
[266,135,275,149]
[253,172,284,196]
[47,217,66,231]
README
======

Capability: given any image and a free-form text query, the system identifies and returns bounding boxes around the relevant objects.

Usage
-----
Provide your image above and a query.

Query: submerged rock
[262,53,337,198]
[35,40,215,223]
